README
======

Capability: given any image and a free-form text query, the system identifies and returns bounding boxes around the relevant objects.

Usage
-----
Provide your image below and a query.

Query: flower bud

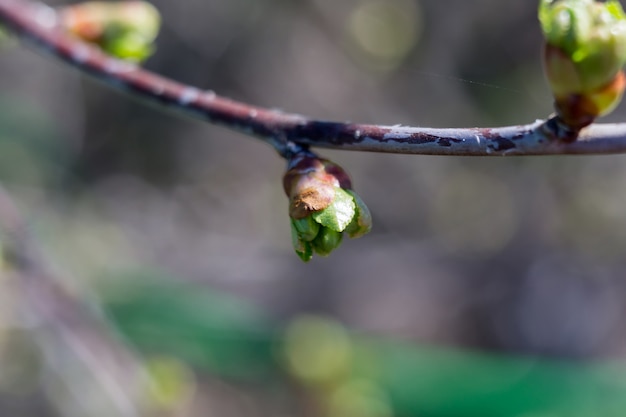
[60,1,161,62]
[539,0,626,126]
[284,153,372,262]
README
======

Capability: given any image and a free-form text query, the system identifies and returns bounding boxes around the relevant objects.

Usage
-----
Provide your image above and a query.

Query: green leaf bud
[539,0,626,123]
[60,1,161,62]
[283,153,372,261]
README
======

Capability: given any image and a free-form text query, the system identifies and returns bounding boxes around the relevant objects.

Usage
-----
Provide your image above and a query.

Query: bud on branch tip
[283,153,372,262]
[60,1,161,62]
[539,0,626,130]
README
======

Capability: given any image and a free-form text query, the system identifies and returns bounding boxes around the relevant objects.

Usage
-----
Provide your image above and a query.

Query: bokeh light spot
[346,0,422,71]
[329,379,392,417]
[284,315,352,384]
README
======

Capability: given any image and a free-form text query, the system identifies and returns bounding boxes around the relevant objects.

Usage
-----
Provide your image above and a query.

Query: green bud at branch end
[284,154,372,262]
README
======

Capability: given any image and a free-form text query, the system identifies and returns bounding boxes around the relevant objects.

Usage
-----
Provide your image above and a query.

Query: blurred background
[2,0,626,416]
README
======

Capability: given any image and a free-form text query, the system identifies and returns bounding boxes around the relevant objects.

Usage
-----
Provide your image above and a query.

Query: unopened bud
[60,1,161,62]
[284,153,371,262]
[539,0,626,127]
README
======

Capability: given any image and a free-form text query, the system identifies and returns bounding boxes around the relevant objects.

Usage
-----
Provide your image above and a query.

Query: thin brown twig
[2,0,626,156]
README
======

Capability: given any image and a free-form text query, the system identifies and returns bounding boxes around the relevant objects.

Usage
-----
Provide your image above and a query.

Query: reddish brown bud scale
[284,157,335,219]
[282,156,324,195]
[553,70,626,132]
[553,95,599,132]
[283,156,352,195]
[283,156,355,220]
[321,163,352,190]
[289,180,336,219]
[60,2,156,40]
[60,6,105,42]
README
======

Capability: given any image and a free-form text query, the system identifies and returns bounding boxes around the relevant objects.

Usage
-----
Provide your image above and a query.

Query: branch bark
[2,0,626,156]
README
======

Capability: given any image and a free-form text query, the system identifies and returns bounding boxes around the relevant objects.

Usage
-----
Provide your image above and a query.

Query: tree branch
[2,0,626,156]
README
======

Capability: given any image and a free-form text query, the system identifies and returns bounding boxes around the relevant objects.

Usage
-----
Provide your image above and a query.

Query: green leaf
[103,33,154,61]
[291,217,320,242]
[344,190,373,238]
[311,227,343,256]
[312,188,356,232]
[103,22,157,61]
[291,222,313,262]
[295,244,313,262]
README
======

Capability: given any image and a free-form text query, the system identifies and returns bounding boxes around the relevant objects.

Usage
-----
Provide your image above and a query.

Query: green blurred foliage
[99,278,626,417]
[103,275,277,380]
